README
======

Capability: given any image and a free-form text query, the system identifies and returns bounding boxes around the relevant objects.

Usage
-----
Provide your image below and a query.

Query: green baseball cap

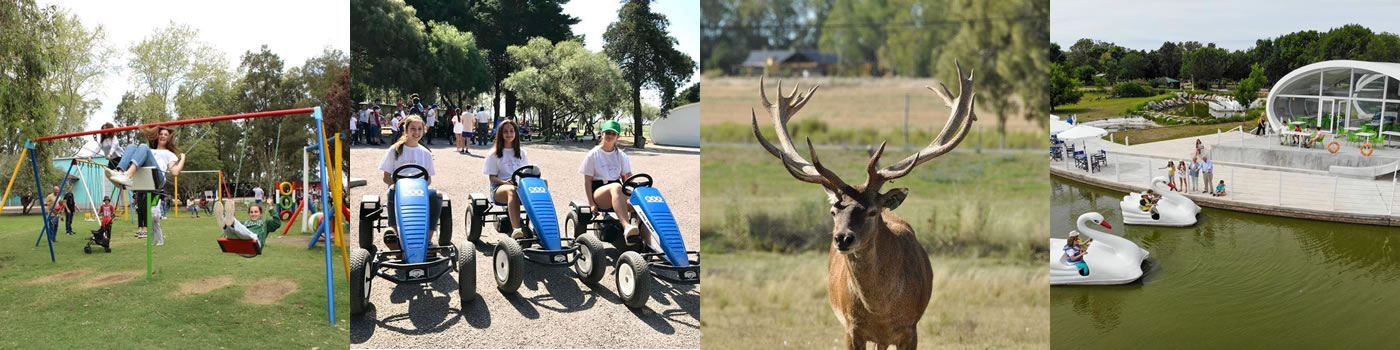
[601,120,622,134]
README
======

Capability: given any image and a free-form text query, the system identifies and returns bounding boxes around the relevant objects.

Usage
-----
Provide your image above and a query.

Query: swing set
[0,107,343,325]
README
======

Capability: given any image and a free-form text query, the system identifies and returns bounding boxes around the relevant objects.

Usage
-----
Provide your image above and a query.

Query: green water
[1051,177,1400,348]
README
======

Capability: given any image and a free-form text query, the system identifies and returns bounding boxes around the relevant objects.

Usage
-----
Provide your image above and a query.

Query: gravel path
[348,138,700,349]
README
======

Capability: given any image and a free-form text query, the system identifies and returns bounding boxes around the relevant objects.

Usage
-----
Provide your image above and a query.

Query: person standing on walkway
[1189,156,1201,192]
[1201,156,1214,194]
[424,103,438,145]
[253,185,264,206]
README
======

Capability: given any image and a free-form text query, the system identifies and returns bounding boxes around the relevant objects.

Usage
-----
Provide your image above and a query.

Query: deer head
[752,62,977,253]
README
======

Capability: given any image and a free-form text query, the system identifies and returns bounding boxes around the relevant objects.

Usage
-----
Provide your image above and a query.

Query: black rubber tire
[617,251,651,309]
[350,248,372,314]
[455,243,477,305]
[493,238,525,294]
[439,200,454,246]
[574,233,607,284]
[565,212,587,237]
[467,206,483,242]
[84,246,91,254]
[104,246,111,253]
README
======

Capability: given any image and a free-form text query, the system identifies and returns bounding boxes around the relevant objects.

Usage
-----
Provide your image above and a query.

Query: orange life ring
[1360,143,1374,156]
[1327,141,1341,154]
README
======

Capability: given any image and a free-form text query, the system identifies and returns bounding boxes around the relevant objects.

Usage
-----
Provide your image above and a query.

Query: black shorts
[590,179,621,194]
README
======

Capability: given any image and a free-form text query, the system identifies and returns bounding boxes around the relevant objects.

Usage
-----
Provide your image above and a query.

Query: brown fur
[827,211,933,349]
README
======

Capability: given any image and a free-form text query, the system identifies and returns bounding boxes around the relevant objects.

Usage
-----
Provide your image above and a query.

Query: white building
[1267,60,1400,134]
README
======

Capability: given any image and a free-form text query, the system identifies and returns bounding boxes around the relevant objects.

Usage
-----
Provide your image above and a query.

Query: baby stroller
[85,215,112,254]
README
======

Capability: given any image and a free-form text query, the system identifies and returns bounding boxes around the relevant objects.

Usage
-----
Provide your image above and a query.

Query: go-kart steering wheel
[392,164,428,180]
[621,173,653,196]
[510,165,542,185]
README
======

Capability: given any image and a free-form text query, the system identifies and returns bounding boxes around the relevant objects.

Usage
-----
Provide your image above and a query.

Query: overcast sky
[563,0,699,107]
[42,0,349,135]
[1052,0,1400,51]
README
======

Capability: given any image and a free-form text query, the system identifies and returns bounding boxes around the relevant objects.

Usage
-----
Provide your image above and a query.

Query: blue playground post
[25,142,55,262]
[312,107,336,325]
[35,156,78,248]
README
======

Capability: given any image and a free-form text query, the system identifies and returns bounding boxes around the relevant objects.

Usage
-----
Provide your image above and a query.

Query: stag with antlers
[750,62,977,349]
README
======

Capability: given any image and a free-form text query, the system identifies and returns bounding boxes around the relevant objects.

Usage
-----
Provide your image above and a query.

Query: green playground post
[146,193,158,279]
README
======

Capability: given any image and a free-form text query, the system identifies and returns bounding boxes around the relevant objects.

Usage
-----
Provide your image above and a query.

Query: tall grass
[700,145,1048,262]
[701,251,1048,349]
[702,120,1048,150]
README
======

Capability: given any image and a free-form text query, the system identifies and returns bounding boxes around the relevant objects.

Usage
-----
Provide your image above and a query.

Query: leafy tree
[504,38,627,141]
[671,82,700,109]
[1049,42,1064,64]
[127,22,223,119]
[604,0,696,147]
[1067,38,1098,69]
[881,0,949,77]
[1071,64,1096,84]
[1050,63,1083,109]
[350,0,429,95]
[1117,51,1148,81]
[1156,41,1181,78]
[425,21,491,113]
[1112,82,1151,97]
[1181,46,1227,89]
[48,10,117,153]
[461,0,578,120]
[934,0,1048,148]
[1233,64,1266,108]
[0,0,63,194]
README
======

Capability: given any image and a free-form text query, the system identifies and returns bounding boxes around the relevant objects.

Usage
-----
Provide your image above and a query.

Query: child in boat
[1064,231,1090,276]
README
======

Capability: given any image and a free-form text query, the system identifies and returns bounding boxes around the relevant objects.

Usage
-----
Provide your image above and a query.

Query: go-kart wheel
[84,246,91,254]
[493,238,525,294]
[574,233,606,284]
[439,200,454,246]
[565,212,586,237]
[350,248,373,314]
[104,246,111,253]
[616,251,651,309]
[467,207,484,242]
[455,243,477,305]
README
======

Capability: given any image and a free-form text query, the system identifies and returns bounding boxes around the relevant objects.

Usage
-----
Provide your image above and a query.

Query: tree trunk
[632,83,645,149]
[493,80,502,125]
[506,90,518,119]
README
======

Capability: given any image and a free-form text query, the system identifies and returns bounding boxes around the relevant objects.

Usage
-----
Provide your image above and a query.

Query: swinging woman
[105,126,186,238]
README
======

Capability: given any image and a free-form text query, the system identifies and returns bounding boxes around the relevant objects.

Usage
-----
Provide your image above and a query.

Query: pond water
[1051,177,1400,348]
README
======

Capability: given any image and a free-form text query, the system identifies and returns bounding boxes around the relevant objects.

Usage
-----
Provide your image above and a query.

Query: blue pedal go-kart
[565,174,699,308]
[468,165,608,294]
[351,164,476,315]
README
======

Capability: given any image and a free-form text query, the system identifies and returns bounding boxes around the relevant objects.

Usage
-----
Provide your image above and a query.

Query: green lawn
[1110,120,1255,145]
[701,251,1048,349]
[0,212,348,349]
[701,145,1048,260]
[1052,92,1173,122]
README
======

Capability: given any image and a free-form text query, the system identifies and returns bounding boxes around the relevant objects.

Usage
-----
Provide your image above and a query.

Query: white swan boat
[1119,176,1200,227]
[1050,212,1150,285]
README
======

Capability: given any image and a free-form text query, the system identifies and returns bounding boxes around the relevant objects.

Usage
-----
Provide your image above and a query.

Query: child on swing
[212,199,281,258]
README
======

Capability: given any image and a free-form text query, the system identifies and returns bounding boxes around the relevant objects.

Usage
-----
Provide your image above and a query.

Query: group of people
[93,123,282,255]
[40,185,77,242]
[1158,139,1224,196]
[351,96,494,154]
[376,114,644,250]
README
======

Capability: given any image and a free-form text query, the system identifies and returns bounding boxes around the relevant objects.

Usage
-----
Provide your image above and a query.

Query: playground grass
[701,251,1047,349]
[1052,92,1173,122]
[0,212,348,349]
[701,145,1049,259]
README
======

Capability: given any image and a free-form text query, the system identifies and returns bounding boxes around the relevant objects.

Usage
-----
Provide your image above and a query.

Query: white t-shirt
[378,144,435,178]
[452,114,464,134]
[579,146,631,181]
[358,109,369,123]
[484,148,530,181]
[99,137,121,160]
[349,113,358,130]
[425,108,437,127]
[253,187,264,200]
[475,110,491,124]
[391,115,402,131]
[151,149,178,173]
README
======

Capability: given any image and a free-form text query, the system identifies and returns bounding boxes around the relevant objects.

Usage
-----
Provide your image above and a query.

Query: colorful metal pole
[32,108,316,143]
[1,147,30,211]
[25,142,55,262]
[312,107,336,325]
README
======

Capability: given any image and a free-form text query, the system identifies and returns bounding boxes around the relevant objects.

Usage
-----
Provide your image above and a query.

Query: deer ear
[879,188,908,210]
[823,187,840,204]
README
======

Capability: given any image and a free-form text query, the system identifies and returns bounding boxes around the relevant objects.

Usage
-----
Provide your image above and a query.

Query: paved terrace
[1052,131,1400,226]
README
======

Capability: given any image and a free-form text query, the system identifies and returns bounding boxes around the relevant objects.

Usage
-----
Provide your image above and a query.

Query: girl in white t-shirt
[485,120,529,238]
[378,115,440,249]
[104,126,187,238]
[453,106,470,155]
[579,120,638,240]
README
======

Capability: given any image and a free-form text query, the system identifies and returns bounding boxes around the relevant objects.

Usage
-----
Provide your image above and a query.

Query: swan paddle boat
[1050,212,1149,285]
[1119,176,1200,227]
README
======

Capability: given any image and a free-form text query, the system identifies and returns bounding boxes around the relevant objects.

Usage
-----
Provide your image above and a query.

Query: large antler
[751,76,852,194]
[864,61,978,193]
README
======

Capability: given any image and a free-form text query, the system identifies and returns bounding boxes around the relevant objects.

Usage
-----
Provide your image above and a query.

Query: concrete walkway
[1053,132,1400,226]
